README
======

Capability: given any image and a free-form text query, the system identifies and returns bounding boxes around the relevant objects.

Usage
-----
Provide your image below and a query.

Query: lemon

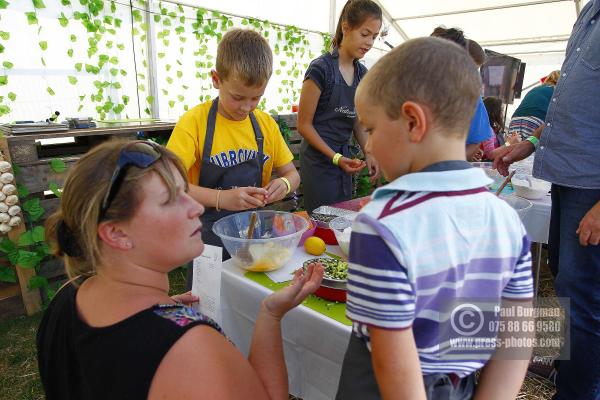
[304,236,326,256]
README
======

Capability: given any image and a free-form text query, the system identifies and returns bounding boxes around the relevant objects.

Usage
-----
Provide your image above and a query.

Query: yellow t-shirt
[167,101,293,187]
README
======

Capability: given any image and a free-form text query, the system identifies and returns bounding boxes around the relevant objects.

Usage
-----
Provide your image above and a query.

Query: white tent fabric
[184,0,588,115]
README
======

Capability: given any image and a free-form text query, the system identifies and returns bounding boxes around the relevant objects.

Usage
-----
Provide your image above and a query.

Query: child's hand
[262,262,323,320]
[338,157,366,175]
[365,154,381,184]
[171,291,199,306]
[221,187,268,211]
[263,178,288,204]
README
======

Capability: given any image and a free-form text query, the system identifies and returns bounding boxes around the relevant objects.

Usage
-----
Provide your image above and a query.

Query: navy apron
[187,98,264,288]
[300,52,360,213]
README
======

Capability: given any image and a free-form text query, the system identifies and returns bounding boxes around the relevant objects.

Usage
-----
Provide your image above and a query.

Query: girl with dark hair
[298,0,382,212]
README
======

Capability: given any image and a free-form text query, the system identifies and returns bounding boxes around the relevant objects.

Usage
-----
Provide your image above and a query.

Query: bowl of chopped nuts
[303,257,348,302]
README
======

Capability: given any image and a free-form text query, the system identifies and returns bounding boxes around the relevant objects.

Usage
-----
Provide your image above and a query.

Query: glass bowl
[212,210,309,272]
[499,194,533,219]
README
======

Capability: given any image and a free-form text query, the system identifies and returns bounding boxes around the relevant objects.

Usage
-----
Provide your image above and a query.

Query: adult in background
[298,0,382,213]
[507,70,560,141]
[493,2,600,398]
[431,27,494,162]
[36,140,323,400]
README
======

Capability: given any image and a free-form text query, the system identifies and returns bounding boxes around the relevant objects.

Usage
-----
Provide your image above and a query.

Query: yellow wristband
[332,153,343,166]
[215,189,222,211]
[280,177,292,195]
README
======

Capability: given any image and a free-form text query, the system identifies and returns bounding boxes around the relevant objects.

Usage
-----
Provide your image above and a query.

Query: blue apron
[199,98,264,251]
[187,99,265,289]
[300,52,360,213]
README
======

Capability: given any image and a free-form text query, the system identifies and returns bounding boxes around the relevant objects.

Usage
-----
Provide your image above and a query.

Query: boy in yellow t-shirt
[167,29,299,263]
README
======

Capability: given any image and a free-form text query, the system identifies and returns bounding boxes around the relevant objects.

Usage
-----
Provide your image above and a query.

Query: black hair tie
[57,220,83,258]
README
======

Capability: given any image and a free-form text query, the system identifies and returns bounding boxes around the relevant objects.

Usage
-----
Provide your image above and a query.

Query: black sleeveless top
[36,282,225,400]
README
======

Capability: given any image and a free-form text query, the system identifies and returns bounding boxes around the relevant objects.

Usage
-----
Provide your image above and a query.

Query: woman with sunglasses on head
[298,0,382,213]
[36,140,323,400]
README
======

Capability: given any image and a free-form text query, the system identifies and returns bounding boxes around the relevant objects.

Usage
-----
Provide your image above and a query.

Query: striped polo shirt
[346,161,533,376]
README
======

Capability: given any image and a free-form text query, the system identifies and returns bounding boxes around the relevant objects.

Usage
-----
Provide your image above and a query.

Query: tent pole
[329,0,336,36]
[371,0,410,41]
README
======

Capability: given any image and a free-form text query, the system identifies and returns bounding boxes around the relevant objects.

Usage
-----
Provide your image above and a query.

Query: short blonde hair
[358,37,481,136]
[216,28,273,86]
[46,140,187,280]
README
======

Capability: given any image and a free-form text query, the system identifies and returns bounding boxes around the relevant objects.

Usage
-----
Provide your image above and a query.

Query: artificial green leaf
[48,182,62,198]
[32,0,46,8]
[17,183,28,198]
[67,48,73,57]
[75,63,82,72]
[68,76,77,85]
[117,43,125,50]
[166,76,173,84]
[50,158,66,173]
[158,52,165,59]
[138,83,145,91]
[0,0,8,9]
[70,34,77,42]
[0,237,17,254]
[28,275,49,289]
[77,104,83,112]
[109,56,118,64]
[177,95,184,102]
[25,12,38,25]
[153,14,160,22]
[120,69,127,76]
[132,9,142,22]
[176,70,182,78]
[112,103,124,113]
[109,68,118,76]
[168,100,175,108]
[18,231,34,247]
[0,266,16,283]
[39,41,48,50]
[122,95,129,105]
[47,87,55,96]
[2,61,13,69]
[58,12,68,27]
[61,0,71,4]
[40,57,46,66]
[0,31,9,40]
[32,226,45,242]
[17,250,40,268]
[146,95,154,104]
[8,92,16,101]
[22,198,45,222]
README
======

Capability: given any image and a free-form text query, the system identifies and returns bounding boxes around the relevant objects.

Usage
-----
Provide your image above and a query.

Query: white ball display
[8,216,21,227]
[8,205,21,216]
[0,172,14,184]
[2,184,16,195]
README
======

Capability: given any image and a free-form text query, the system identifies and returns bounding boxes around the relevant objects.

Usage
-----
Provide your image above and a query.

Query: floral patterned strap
[153,304,226,337]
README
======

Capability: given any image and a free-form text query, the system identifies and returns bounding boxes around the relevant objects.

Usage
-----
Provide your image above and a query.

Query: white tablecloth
[218,193,551,399]
[518,193,551,244]
[220,259,351,400]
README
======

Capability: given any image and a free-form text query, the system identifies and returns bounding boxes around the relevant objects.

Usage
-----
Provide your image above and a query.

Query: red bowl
[314,226,338,245]
[314,284,347,302]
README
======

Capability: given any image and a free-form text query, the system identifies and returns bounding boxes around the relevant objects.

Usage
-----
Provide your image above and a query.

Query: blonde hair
[359,37,481,136]
[543,70,560,86]
[46,140,187,280]
[216,28,273,86]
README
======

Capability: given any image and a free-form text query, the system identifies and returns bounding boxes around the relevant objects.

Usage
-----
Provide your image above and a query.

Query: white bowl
[512,176,550,200]
[500,194,533,218]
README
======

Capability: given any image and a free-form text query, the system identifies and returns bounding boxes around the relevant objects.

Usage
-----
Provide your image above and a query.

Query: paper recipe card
[191,245,223,324]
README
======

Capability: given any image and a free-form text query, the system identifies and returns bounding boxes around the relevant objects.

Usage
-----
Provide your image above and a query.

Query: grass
[0,312,44,400]
[0,263,560,400]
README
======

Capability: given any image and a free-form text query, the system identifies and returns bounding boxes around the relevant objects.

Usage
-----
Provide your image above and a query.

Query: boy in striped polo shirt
[336,37,534,400]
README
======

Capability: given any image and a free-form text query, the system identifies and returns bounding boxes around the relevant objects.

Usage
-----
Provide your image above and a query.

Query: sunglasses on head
[98,141,162,221]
